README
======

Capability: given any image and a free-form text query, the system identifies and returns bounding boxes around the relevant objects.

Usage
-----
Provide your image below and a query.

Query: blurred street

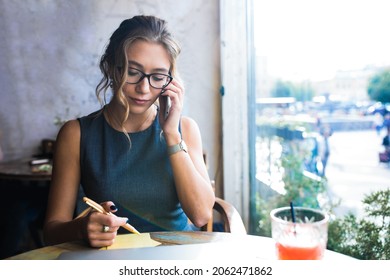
[326,129,390,218]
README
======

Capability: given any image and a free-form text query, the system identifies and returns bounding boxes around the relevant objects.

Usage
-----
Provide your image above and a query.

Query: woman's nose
[135,76,150,93]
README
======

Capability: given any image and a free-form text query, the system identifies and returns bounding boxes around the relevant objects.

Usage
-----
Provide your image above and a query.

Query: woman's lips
[130,97,149,105]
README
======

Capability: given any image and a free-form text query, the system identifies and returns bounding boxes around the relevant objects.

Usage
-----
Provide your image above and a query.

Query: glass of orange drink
[270,206,329,260]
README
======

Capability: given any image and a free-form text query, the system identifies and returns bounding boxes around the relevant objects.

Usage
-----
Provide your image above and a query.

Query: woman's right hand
[83,201,129,248]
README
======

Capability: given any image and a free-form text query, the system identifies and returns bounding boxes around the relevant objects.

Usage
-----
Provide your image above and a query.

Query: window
[249,0,390,235]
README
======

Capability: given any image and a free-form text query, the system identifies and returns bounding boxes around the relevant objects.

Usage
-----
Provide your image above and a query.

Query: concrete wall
[0,0,222,184]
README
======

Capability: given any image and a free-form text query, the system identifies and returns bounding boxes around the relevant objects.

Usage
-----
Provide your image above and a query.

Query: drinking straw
[290,201,296,223]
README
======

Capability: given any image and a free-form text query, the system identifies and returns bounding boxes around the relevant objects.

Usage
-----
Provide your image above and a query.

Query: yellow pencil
[83,196,140,234]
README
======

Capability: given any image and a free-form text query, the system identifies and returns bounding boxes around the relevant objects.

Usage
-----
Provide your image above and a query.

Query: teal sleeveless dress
[78,107,193,232]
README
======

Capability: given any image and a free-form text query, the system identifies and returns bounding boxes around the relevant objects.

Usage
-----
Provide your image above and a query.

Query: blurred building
[311,65,388,102]
[255,54,389,103]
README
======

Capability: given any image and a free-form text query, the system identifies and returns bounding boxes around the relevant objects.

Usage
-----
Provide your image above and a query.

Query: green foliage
[367,69,390,103]
[254,138,330,237]
[270,79,314,102]
[327,189,390,260]
[279,152,325,208]
[294,83,314,102]
[271,80,294,98]
[254,192,273,237]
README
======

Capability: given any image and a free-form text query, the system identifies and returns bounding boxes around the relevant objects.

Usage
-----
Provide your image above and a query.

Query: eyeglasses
[126,67,173,89]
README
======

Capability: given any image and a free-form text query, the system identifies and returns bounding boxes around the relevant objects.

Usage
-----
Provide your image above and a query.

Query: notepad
[102,233,161,250]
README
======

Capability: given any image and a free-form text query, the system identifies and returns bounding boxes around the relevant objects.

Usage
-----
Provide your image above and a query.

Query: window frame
[220,0,256,231]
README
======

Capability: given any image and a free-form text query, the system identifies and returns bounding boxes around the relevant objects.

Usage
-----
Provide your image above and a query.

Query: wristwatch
[167,139,188,155]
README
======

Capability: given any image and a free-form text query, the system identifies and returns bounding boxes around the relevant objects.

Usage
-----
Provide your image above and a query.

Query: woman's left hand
[158,78,184,143]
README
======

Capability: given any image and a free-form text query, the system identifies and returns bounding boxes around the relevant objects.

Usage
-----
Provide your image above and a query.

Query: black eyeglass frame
[125,67,173,89]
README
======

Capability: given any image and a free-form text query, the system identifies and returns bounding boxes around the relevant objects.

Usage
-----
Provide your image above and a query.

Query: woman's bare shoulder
[181,116,200,132]
[180,116,202,143]
[56,119,80,144]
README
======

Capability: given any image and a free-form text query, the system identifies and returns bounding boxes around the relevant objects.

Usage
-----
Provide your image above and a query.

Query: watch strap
[167,140,188,155]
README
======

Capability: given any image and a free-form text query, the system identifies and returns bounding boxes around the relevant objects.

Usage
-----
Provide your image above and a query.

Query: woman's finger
[100,201,118,213]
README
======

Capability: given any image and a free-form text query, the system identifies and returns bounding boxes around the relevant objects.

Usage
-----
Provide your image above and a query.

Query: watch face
[181,140,188,152]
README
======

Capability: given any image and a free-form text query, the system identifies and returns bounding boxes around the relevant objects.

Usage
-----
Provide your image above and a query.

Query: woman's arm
[43,120,126,247]
[158,78,215,227]
[168,116,215,228]
[43,120,84,245]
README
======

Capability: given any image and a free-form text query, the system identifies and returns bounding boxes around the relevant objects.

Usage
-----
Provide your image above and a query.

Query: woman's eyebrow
[127,60,169,73]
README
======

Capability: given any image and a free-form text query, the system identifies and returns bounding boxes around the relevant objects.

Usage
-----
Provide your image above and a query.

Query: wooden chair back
[201,180,247,234]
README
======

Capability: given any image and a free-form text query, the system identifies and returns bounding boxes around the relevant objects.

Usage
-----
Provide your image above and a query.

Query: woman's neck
[104,102,157,133]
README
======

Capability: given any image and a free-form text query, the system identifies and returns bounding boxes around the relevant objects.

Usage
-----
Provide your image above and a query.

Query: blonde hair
[96,15,181,142]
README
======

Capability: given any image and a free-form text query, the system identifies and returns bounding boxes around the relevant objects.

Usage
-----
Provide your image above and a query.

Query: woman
[43,15,215,248]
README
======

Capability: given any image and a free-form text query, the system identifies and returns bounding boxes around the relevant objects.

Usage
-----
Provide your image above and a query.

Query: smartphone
[164,95,171,120]
[161,89,171,120]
